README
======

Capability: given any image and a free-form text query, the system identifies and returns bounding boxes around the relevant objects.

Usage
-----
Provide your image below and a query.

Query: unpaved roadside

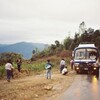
[0,71,76,100]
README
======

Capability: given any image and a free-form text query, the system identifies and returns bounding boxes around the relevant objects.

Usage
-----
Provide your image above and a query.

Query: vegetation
[63,22,100,51]
[0,52,22,65]
[31,22,100,61]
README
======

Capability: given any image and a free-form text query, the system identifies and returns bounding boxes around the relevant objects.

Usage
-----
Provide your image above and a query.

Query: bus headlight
[94,67,96,70]
[76,67,79,70]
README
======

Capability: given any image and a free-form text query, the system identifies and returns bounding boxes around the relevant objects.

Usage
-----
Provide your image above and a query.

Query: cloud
[0,0,100,44]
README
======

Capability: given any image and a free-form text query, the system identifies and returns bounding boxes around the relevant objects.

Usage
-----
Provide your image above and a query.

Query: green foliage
[55,40,60,47]
[0,52,22,65]
[31,63,45,72]
[0,52,22,78]
[31,40,64,59]
[22,62,45,72]
[0,66,5,78]
[63,36,73,50]
[63,29,100,53]
[62,22,100,52]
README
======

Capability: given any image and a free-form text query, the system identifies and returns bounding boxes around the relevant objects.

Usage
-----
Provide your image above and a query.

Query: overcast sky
[0,0,100,44]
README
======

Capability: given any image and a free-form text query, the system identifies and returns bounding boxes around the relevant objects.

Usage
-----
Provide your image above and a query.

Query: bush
[0,52,22,65]
[59,50,72,58]
[0,66,5,78]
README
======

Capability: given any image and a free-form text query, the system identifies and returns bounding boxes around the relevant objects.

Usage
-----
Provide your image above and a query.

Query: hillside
[0,42,48,59]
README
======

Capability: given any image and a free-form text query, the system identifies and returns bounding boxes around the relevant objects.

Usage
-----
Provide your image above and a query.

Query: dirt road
[0,71,75,100]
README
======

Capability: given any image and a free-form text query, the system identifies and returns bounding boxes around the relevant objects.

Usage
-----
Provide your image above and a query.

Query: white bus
[73,44,99,77]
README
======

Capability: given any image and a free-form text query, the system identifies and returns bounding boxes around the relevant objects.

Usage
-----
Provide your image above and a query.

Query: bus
[73,44,99,77]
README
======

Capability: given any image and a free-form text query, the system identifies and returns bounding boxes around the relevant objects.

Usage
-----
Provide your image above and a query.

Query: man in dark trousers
[5,59,14,82]
[17,58,22,72]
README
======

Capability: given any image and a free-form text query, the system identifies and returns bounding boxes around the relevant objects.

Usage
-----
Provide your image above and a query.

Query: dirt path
[0,71,76,100]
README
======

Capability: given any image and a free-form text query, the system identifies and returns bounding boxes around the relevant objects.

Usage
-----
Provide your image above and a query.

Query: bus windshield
[75,48,98,60]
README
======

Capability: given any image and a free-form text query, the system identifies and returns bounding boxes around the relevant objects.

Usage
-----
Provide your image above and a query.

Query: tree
[0,52,22,65]
[63,36,73,50]
[50,44,56,50]
[87,27,94,34]
[79,21,87,34]
[55,40,60,47]
[94,30,100,50]
[31,50,36,61]
[32,50,35,54]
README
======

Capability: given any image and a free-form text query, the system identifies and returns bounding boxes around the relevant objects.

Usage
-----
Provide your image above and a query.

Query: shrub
[0,66,5,78]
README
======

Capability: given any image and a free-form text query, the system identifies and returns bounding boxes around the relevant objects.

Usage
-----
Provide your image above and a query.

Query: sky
[0,0,100,44]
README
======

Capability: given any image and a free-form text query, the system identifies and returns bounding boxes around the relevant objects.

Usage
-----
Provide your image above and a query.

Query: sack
[46,65,51,69]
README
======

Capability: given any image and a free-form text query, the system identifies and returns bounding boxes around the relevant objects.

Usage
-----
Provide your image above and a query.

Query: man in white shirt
[62,67,68,75]
[5,59,14,82]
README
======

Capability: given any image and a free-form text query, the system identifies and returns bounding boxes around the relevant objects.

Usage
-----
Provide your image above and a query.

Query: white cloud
[0,0,100,44]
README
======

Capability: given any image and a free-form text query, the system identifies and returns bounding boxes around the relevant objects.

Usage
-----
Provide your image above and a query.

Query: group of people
[5,58,22,82]
[45,58,71,79]
[5,57,74,82]
[60,59,68,75]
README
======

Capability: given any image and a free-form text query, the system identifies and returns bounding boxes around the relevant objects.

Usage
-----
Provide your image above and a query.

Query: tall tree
[79,21,87,34]
[63,36,73,50]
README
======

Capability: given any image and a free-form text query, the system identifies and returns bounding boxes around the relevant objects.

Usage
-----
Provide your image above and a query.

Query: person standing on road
[17,58,22,72]
[60,59,66,73]
[5,59,14,82]
[70,58,74,70]
[95,58,100,78]
[45,60,52,79]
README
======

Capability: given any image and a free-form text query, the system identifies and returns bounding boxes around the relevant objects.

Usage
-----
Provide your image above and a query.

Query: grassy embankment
[0,56,71,79]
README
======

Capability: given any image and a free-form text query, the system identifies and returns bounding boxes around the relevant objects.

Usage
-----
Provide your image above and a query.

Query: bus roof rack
[78,44,95,48]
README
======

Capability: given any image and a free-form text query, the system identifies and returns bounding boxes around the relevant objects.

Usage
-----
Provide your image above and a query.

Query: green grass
[21,62,45,72]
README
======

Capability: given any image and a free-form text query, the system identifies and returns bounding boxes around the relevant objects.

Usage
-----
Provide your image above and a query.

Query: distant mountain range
[0,42,48,59]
